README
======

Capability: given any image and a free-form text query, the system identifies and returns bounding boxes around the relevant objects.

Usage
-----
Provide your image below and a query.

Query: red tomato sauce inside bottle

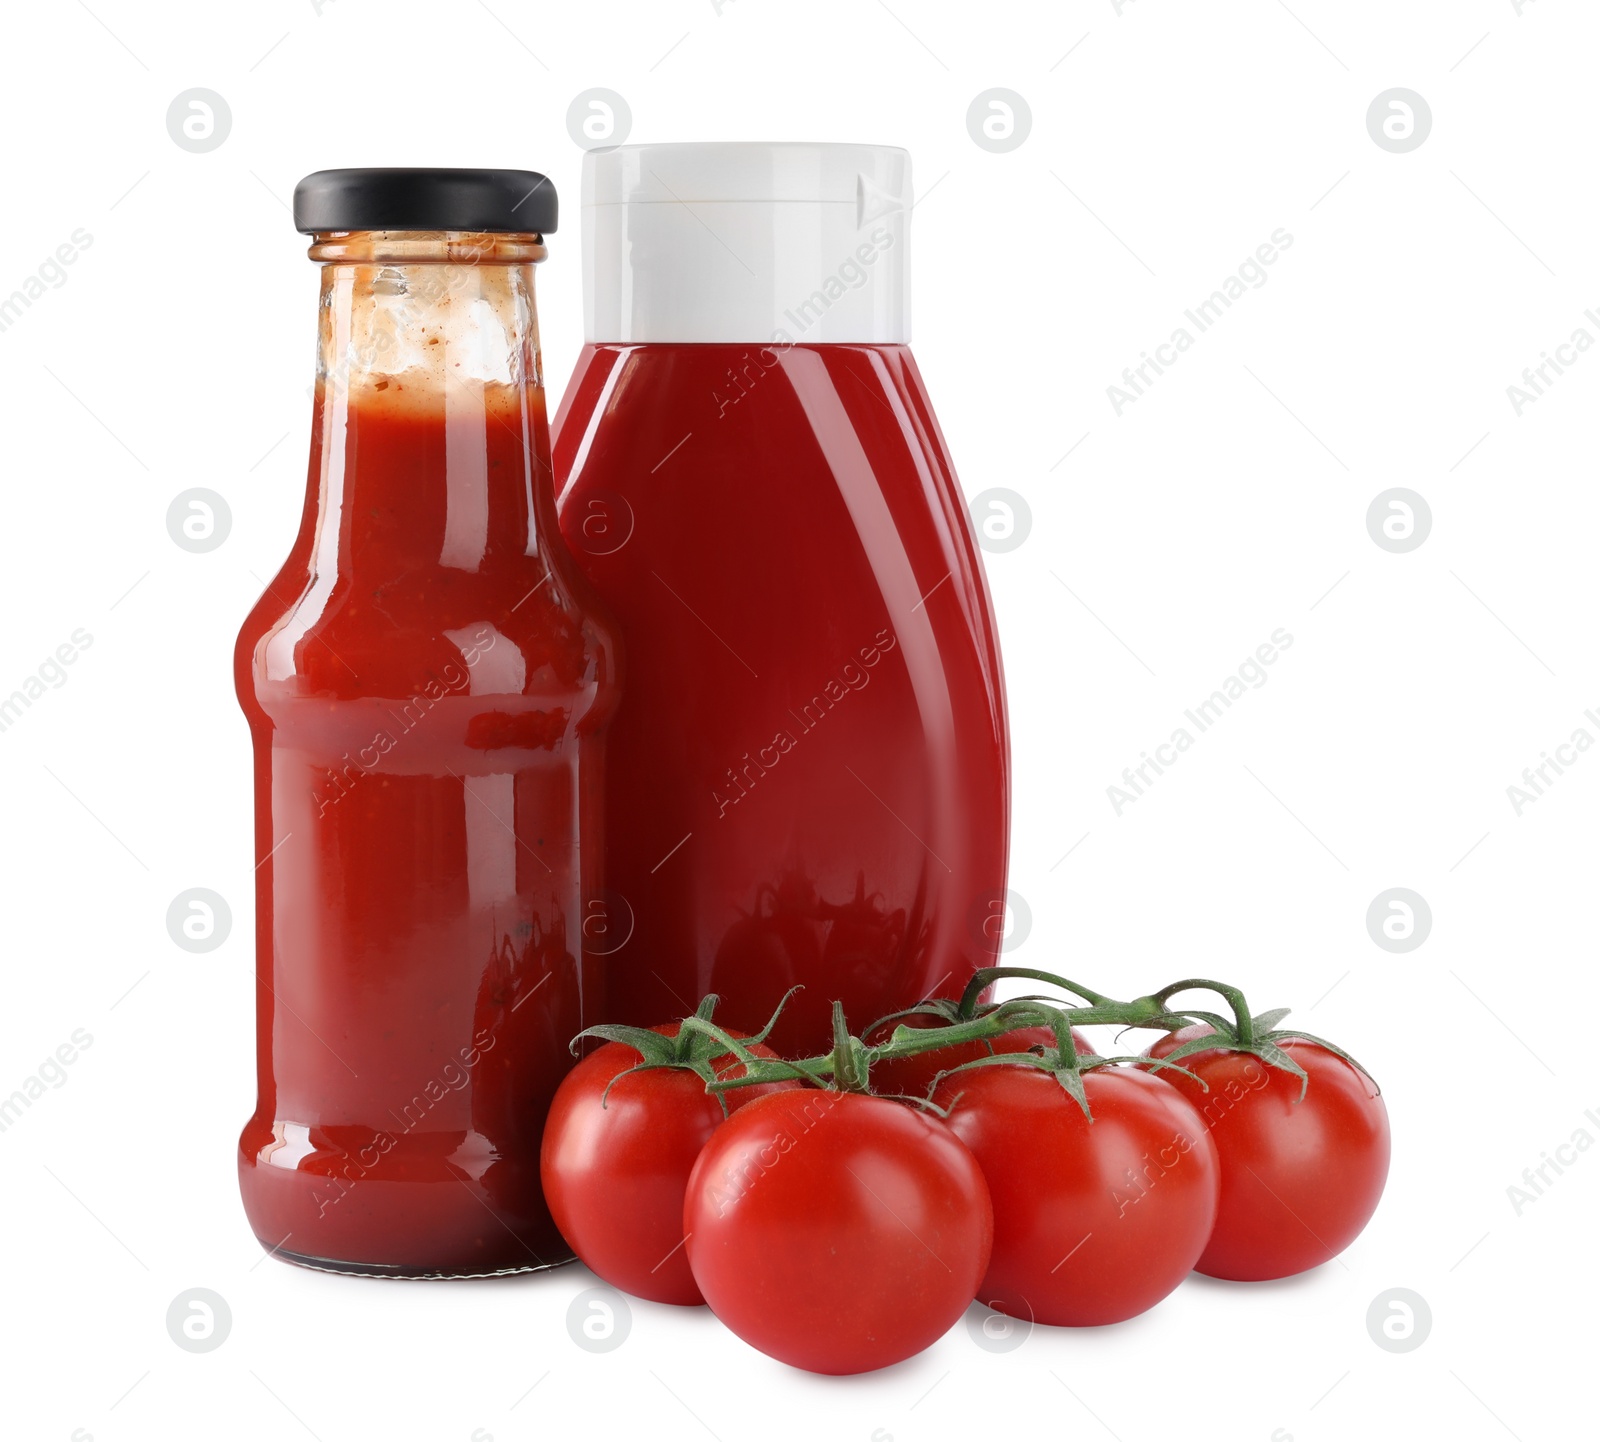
[237,224,617,1276]
[555,338,1008,1054]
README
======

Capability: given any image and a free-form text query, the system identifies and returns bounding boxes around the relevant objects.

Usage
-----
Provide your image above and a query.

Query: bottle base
[240,1121,575,1279]
[261,1241,578,1281]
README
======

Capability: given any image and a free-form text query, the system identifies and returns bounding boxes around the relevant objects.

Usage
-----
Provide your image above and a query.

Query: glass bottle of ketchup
[553,144,1009,1055]
[236,170,619,1276]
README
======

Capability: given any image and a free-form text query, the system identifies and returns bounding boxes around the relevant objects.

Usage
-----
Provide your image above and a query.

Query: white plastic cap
[580,142,912,344]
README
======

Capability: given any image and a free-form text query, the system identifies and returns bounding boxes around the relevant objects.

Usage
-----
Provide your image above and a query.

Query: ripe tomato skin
[1144,1026,1390,1281]
[869,1020,1094,1099]
[936,1064,1219,1326]
[684,1090,992,1375]
[540,1025,788,1306]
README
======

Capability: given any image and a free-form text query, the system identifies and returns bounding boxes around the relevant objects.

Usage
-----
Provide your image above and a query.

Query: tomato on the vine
[936,1062,1219,1325]
[1143,1025,1389,1280]
[868,1016,1095,1099]
[684,1089,992,1374]
[540,1024,791,1305]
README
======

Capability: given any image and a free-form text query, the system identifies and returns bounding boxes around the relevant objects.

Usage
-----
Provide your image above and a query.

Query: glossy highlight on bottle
[236,220,617,1277]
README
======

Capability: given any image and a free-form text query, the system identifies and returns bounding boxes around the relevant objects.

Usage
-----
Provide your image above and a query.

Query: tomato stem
[956,966,1121,1018]
[567,966,1378,1113]
[1149,979,1257,1044]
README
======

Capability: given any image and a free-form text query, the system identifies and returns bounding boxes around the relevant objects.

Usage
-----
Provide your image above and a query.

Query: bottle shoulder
[237,554,619,720]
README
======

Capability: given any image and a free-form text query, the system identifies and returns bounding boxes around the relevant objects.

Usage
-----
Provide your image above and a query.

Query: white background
[0,1,1593,1438]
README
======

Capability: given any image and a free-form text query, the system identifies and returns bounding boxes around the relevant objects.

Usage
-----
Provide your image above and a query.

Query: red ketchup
[236,172,618,1276]
[553,144,1009,1053]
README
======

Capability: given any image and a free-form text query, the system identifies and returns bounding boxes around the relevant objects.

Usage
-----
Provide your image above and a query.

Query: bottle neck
[308,233,555,576]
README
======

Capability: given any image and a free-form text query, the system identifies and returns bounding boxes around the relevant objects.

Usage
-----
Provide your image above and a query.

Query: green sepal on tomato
[539,1000,796,1305]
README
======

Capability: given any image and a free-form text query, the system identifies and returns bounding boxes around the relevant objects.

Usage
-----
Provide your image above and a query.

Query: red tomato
[540,1025,789,1305]
[869,1017,1094,1099]
[684,1089,992,1374]
[1144,1026,1390,1280]
[936,1063,1219,1326]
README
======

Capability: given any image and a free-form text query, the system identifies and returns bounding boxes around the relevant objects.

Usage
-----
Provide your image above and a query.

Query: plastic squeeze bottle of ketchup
[553,143,1009,1054]
[235,170,619,1276]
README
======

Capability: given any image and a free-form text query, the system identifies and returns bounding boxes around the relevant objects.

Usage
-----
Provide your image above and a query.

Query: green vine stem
[565,964,1374,1117]
[1148,978,1258,1044]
